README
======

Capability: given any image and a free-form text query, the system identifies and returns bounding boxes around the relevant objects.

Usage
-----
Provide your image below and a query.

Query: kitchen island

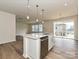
[23,33,54,59]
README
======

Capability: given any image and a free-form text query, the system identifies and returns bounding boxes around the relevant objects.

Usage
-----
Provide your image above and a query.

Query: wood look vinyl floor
[45,38,78,59]
[0,38,78,59]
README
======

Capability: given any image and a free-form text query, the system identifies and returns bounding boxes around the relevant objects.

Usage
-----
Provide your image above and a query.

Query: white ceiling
[0,0,78,20]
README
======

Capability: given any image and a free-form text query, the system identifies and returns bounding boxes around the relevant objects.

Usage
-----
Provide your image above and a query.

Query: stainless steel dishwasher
[40,36,48,59]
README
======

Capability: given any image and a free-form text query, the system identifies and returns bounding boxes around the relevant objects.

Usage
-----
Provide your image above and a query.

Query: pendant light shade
[36,19,39,22]
[27,16,30,19]
[42,21,44,23]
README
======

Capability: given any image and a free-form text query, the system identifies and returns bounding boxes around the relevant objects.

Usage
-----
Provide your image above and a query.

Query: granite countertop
[23,33,48,40]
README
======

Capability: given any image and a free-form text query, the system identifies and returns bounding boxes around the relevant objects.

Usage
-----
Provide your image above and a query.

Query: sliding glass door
[54,21,74,39]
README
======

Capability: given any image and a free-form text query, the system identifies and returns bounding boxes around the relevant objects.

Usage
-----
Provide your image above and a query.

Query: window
[32,24,43,33]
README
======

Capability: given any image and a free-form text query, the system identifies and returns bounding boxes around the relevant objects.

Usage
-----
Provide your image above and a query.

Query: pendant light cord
[27,0,29,19]
[27,0,29,14]
[36,5,39,20]
[42,9,44,20]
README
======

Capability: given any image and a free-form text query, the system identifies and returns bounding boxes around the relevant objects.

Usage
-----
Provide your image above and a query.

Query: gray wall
[16,21,29,36]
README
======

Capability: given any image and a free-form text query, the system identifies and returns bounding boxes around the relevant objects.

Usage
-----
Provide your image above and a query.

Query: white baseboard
[0,39,16,44]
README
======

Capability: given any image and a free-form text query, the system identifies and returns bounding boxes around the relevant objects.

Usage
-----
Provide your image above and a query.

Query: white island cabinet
[23,33,54,59]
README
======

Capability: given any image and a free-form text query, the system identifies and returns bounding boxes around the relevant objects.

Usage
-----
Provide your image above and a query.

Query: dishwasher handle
[41,38,48,41]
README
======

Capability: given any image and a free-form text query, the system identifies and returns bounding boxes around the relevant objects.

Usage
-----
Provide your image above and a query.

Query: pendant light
[36,5,39,22]
[27,0,30,19]
[42,21,44,23]
[41,9,44,23]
